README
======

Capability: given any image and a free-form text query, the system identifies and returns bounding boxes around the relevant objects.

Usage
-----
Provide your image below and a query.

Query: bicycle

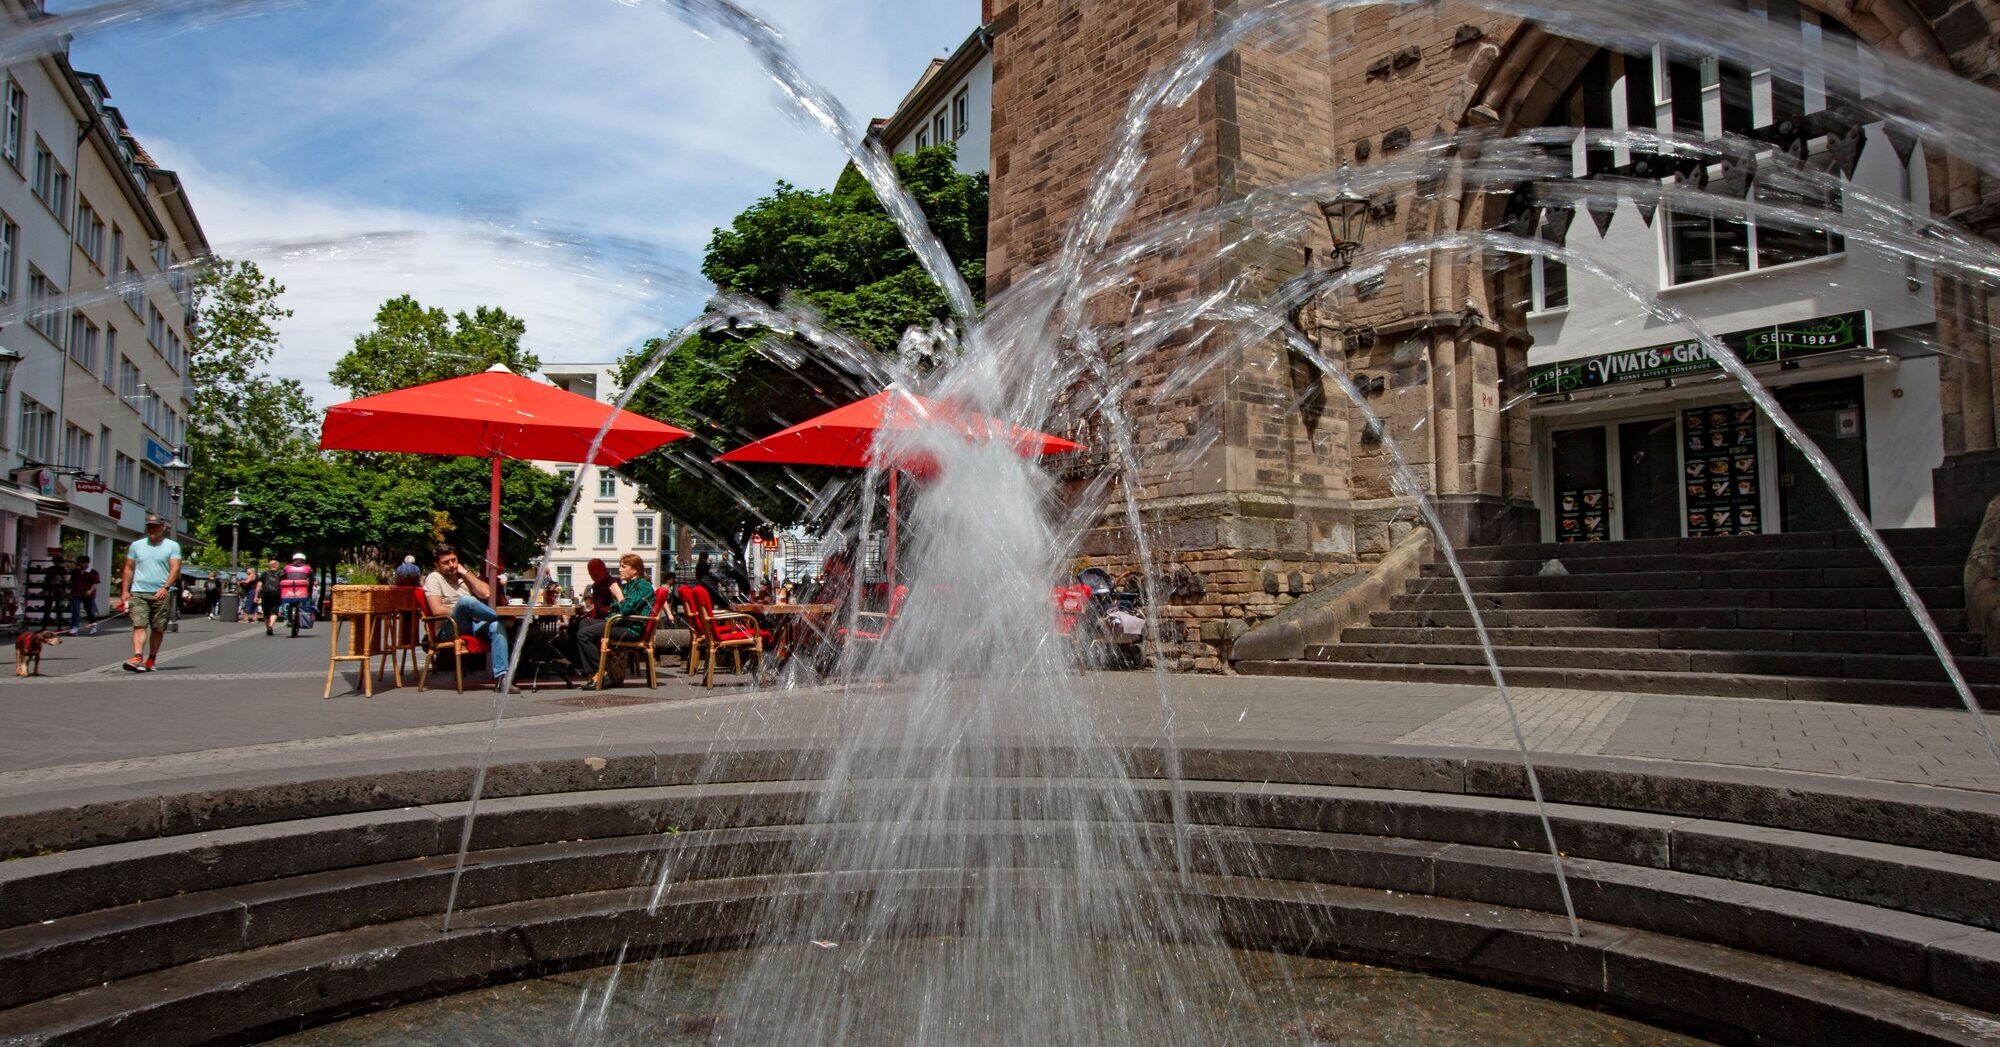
[282,598,313,638]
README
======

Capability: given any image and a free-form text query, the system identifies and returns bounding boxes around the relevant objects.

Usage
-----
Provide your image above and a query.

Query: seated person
[573,553,655,690]
[421,545,510,687]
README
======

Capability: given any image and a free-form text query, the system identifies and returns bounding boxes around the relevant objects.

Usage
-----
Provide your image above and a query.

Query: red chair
[595,586,676,689]
[680,585,769,687]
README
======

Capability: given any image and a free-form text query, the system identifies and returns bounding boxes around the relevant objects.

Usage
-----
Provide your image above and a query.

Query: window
[915,130,927,149]
[114,453,136,496]
[150,240,168,271]
[147,303,163,347]
[67,315,98,372]
[110,227,122,279]
[98,426,109,477]
[75,198,104,267]
[102,327,118,389]
[27,270,60,344]
[140,468,157,509]
[952,89,969,138]
[595,515,615,546]
[31,143,69,221]
[933,109,948,145]
[555,565,572,590]
[636,515,655,546]
[165,330,183,373]
[558,516,574,546]
[557,467,577,489]
[117,355,140,405]
[1530,209,1569,312]
[598,470,617,498]
[0,216,16,303]
[143,388,160,433]
[121,263,142,315]
[2,79,21,166]
[62,424,92,470]
[17,396,52,463]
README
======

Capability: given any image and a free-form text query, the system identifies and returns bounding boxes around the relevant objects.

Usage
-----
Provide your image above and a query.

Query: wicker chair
[680,584,768,687]
[594,586,675,689]
[415,610,486,693]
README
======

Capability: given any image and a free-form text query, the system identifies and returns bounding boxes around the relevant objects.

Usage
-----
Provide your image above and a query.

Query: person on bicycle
[258,558,285,636]
[278,553,314,635]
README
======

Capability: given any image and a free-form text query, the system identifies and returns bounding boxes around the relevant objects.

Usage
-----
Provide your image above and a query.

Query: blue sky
[63,0,978,405]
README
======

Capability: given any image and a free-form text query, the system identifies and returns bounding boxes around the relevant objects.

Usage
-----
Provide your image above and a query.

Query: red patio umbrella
[714,386,1081,583]
[320,365,691,584]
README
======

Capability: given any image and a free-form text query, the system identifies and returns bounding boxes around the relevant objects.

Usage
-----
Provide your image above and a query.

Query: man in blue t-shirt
[117,514,183,672]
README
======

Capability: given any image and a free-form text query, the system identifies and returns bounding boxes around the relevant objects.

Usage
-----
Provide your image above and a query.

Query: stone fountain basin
[3,741,2000,1045]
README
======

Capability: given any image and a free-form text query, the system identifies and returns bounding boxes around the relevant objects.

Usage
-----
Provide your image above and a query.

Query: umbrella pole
[886,469,898,590]
[488,455,504,604]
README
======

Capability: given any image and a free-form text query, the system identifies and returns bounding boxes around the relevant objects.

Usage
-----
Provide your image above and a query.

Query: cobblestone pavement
[6,619,2000,799]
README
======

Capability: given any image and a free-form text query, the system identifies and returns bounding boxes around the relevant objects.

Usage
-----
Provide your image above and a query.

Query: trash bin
[218,592,240,623]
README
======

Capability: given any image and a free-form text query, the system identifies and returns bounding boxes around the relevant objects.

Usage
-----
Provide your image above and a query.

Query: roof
[872,26,991,148]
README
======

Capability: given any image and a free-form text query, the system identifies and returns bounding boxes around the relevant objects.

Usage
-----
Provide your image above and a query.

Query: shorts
[129,592,168,631]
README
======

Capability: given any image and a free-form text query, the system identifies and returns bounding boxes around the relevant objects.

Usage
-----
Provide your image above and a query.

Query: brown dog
[15,630,60,677]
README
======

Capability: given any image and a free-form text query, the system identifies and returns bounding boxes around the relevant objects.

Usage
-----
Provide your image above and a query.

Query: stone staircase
[1238,527,2000,707]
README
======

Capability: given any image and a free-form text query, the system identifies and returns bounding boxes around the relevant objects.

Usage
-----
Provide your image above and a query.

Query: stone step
[1395,586,1965,612]
[1407,564,1965,594]
[1240,658,2000,708]
[1449,527,1976,565]
[1315,641,2000,685]
[1428,547,1970,578]
[1369,606,1974,634]
[1339,625,1986,658]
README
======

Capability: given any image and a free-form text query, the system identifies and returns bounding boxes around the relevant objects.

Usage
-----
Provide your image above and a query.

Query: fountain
[5,0,2000,1044]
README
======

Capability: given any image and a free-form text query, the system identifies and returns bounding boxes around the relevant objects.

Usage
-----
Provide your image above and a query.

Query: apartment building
[869,25,992,175]
[0,0,205,620]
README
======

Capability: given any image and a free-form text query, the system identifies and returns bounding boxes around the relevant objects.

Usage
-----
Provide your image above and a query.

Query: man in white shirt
[421,544,510,688]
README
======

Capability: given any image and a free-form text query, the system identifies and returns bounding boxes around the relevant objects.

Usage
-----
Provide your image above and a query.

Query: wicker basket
[331,585,417,615]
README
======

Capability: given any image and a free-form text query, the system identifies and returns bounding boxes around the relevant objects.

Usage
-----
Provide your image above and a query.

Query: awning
[0,483,36,518]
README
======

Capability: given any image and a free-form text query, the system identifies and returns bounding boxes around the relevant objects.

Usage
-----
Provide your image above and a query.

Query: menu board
[1555,485,1609,543]
[1682,402,1762,537]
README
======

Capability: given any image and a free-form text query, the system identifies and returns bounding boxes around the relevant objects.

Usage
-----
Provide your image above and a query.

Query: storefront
[1528,312,1932,543]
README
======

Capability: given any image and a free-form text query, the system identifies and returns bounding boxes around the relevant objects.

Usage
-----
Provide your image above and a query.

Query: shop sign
[1529,311,1871,395]
[108,497,122,519]
[74,478,107,494]
[143,438,174,469]
[34,470,52,497]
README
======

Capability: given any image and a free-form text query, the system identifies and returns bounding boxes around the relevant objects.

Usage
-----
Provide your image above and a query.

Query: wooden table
[495,604,578,618]
[731,602,838,616]
[325,586,422,699]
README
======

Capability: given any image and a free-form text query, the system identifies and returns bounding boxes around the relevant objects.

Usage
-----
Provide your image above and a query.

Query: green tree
[217,458,432,568]
[618,143,987,539]
[184,259,315,540]
[329,295,538,400]
[422,457,569,571]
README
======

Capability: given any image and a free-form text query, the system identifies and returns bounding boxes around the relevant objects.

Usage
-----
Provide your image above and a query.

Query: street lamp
[1317,188,1369,268]
[163,451,190,512]
[227,491,245,573]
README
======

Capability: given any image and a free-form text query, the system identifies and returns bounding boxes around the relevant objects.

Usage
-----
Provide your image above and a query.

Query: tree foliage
[211,458,434,568]
[185,259,315,532]
[618,144,988,540]
[329,295,538,400]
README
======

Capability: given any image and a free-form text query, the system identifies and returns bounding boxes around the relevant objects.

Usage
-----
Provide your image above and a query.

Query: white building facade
[1521,10,1938,544]
[872,26,992,175]
[0,0,204,626]
[535,363,674,595]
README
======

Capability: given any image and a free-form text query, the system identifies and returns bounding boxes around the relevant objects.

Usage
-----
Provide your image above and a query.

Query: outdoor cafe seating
[682,585,769,688]
[591,586,678,689]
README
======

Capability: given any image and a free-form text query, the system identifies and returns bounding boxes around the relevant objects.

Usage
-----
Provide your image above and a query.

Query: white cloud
[80,0,980,405]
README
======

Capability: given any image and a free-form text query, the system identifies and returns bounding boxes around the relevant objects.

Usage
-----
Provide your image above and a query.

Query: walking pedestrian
[116,515,182,672]
[257,558,284,635]
[68,555,100,636]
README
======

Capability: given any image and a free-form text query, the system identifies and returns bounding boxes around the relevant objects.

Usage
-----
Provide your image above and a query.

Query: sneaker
[267,624,274,636]
[86,625,97,636]
[144,658,156,672]
[122,656,145,673]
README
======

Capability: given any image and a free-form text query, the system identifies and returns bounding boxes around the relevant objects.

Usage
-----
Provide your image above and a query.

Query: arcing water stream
[39,0,2000,1040]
